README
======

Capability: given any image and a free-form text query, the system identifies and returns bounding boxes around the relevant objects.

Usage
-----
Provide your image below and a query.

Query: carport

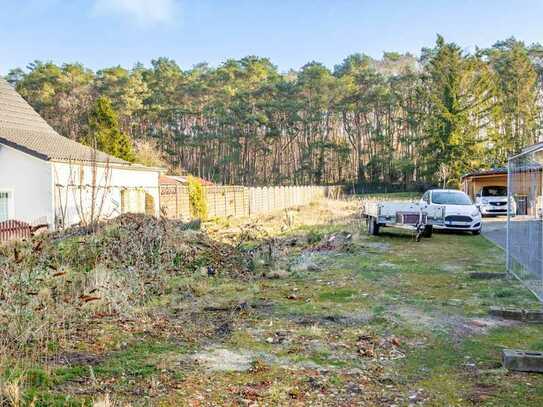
[461,168,507,200]
[462,167,542,216]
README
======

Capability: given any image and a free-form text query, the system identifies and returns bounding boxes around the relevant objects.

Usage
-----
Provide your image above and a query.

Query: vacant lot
[1,199,543,406]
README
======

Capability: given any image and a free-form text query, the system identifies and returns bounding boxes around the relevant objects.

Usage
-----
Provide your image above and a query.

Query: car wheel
[422,225,433,238]
[472,229,481,235]
[368,217,379,236]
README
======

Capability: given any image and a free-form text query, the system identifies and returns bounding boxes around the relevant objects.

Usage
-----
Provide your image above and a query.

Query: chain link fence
[507,144,543,302]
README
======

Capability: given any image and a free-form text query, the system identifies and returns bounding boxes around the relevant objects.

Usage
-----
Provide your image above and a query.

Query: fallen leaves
[356,333,402,359]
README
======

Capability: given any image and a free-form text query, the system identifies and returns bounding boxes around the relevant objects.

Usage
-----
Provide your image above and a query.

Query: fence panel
[508,146,543,302]
[0,220,32,242]
[159,185,191,220]
[161,183,339,221]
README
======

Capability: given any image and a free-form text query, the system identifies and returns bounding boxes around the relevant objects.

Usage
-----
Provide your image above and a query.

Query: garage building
[462,167,542,216]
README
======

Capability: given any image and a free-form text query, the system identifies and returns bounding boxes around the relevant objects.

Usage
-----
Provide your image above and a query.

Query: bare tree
[438,163,450,189]
[54,147,112,231]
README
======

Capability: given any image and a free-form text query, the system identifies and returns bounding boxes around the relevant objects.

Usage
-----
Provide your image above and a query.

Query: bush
[307,229,324,244]
[188,176,208,220]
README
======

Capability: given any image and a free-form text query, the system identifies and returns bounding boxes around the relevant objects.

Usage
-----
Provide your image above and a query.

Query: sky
[1,0,543,74]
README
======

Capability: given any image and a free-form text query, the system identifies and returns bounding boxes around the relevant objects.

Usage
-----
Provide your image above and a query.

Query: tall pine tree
[423,35,493,185]
[86,96,135,162]
[486,38,540,165]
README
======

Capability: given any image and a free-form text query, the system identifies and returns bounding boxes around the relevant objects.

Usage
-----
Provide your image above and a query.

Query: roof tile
[0,78,127,165]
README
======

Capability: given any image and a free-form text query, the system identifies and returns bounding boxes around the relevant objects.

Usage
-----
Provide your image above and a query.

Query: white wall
[0,144,54,225]
[52,161,160,227]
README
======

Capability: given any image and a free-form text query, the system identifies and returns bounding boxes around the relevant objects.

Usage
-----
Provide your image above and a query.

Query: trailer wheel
[422,225,433,238]
[368,217,380,236]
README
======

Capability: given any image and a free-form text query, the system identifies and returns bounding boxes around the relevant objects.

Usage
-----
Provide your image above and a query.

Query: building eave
[0,137,49,161]
[50,158,165,173]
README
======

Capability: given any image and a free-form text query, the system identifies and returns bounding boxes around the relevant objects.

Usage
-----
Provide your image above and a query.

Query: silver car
[475,186,515,216]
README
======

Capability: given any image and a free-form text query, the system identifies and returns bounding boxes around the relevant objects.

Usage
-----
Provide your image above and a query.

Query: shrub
[307,229,324,244]
[188,176,208,220]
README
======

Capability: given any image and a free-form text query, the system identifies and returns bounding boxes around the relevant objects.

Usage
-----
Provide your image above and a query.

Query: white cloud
[92,0,179,26]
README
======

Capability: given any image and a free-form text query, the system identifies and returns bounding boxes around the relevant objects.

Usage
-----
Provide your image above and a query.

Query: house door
[0,191,11,221]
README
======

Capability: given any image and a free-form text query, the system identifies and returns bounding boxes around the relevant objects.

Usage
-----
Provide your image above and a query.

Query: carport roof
[463,164,543,180]
[461,168,507,180]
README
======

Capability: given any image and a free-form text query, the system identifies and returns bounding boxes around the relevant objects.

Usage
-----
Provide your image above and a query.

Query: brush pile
[0,214,251,357]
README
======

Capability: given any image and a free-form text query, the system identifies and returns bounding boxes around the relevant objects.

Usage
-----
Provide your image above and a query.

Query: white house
[0,78,162,229]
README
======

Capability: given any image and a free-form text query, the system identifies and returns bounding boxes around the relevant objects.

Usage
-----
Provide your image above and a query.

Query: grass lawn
[1,200,542,406]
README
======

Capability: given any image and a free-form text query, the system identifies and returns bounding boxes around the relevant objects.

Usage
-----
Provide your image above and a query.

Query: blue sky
[1,0,542,74]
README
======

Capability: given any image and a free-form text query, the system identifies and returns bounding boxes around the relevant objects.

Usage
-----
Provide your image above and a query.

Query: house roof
[0,78,127,165]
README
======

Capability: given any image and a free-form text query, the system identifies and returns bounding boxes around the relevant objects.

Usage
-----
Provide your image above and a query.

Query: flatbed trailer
[362,201,446,241]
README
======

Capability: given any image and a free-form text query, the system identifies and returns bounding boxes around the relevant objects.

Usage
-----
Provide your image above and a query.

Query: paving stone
[524,310,543,323]
[489,307,543,323]
[502,349,543,373]
[489,307,523,320]
[468,272,507,280]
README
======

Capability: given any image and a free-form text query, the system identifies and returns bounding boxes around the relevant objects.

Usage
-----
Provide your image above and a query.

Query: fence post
[175,185,179,219]
[224,187,228,217]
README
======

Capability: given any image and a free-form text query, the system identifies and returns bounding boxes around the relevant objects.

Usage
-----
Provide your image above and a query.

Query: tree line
[5,36,543,189]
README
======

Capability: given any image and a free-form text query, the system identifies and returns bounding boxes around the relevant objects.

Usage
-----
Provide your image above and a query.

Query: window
[0,192,10,221]
[431,191,472,205]
[121,189,146,214]
[481,186,507,197]
[422,192,430,204]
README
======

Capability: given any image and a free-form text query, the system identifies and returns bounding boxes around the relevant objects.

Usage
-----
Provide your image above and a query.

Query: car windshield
[432,191,472,205]
[481,186,507,197]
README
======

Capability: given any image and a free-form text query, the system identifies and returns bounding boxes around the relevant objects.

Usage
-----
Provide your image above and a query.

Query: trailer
[362,201,446,241]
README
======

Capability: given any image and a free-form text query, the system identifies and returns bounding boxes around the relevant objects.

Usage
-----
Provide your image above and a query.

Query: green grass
[4,200,543,405]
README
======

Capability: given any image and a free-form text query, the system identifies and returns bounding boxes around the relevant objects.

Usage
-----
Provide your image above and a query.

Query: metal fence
[0,220,32,242]
[507,144,543,302]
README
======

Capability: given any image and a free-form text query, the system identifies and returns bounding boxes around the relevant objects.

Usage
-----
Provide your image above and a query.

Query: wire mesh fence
[507,144,543,302]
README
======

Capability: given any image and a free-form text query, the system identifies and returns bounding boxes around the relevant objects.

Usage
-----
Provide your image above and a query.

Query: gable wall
[52,161,160,227]
[0,143,54,225]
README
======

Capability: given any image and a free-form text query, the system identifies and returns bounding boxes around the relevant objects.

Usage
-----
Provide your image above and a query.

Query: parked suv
[475,186,515,216]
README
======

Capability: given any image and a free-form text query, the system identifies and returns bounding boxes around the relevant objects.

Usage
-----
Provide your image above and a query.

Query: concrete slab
[469,272,507,280]
[502,349,543,373]
[490,307,543,323]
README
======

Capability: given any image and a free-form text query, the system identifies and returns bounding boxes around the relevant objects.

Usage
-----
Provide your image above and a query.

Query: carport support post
[506,159,511,276]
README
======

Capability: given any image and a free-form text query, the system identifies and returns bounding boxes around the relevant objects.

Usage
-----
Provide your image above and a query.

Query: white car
[420,189,482,235]
[475,186,515,216]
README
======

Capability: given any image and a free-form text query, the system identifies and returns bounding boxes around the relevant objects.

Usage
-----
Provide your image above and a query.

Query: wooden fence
[0,220,32,242]
[248,186,327,215]
[160,185,340,220]
[159,185,190,219]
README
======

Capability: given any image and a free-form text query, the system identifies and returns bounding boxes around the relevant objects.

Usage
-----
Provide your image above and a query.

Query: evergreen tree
[486,38,540,164]
[6,37,543,187]
[423,35,493,185]
[87,96,135,162]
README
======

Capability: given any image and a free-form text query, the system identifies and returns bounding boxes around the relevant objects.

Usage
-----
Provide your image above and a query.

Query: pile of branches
[0,214,252,357]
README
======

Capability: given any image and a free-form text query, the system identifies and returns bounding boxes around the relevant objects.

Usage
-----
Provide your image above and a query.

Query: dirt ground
[2,199,543,406]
